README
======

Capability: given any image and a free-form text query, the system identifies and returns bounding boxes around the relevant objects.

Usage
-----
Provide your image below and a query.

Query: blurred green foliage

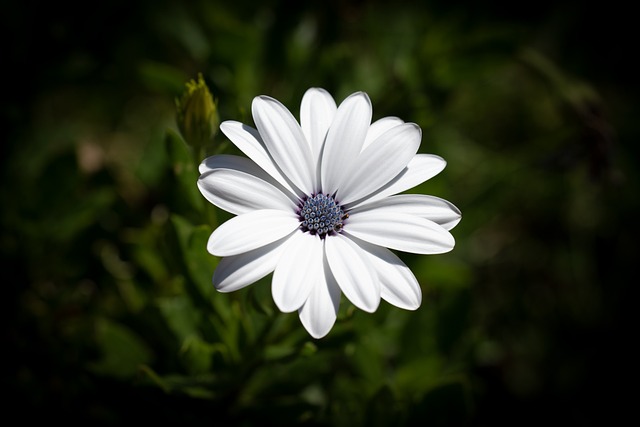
[3,0,637,425]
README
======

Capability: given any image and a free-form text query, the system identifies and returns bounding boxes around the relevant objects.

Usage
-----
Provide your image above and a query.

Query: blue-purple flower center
[298,193,346,238]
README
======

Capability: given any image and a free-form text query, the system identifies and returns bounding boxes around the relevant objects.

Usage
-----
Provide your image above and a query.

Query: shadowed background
[2,0,637,425]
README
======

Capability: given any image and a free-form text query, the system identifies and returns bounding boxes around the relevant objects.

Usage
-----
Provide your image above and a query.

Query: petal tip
[251,95,275,115]
[431,154,447,168]
[385,298,420,311]
[212,275,232,293]
[218,120,234,131]
[299,307,336,339]
[305,87,330,95]
[272,299,300,314]
[254,94,274,102]
[341,90,372,108]
[358,300,381,313]
[407,122,422,132]
[301,322,333,339]
[353,90,371,103]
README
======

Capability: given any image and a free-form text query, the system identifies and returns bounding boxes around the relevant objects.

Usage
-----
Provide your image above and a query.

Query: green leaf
[247,280,275,316]
[138,365,171,394]
[180,335,227,374]
[139,366,218,399]
[156,294,202,341]
[187,225,217,298]
[264,343,297,361]
[46,187,116,242]
[128,228,170,285]
[394,357,443,399]
[88,318,153,379]
[165,129,204,212]
[171,216,214,293]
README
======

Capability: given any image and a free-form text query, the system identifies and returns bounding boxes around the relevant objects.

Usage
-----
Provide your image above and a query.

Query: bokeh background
[3,0,637,425]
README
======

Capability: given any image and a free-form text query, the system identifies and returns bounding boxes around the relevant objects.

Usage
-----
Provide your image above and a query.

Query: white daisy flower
[197,88,461,338]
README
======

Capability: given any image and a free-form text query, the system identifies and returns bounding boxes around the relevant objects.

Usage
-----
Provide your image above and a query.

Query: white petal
[320,92,372,196]
[349,194,462,230]
[325,234,380,312]
[346,154,447,209]
[298,256,341,339]
[300,88,337,160]
[352,237,422,310]
[207,209,300,257]
[362,116,404,151]
[345,210,455,254]
[272,231,324,313]
[252,96,315,194]
[213,233,292,292]
[218,121,301,198]
[198,158,297,215]
[337,123,421,205]
[199,153,266,176]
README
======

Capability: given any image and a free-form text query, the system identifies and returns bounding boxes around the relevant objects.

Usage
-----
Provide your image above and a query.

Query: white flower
[197,88,461,338]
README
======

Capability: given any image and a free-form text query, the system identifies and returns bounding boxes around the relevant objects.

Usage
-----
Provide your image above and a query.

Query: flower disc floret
[298,193,346,237]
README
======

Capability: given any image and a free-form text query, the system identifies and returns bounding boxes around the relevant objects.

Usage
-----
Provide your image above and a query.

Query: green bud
[176,73,219,150]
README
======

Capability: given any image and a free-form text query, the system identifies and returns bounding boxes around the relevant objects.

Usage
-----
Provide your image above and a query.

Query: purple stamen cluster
[298,193,346,238]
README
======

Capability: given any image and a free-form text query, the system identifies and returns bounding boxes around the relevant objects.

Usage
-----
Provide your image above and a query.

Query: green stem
[193,145,218,228]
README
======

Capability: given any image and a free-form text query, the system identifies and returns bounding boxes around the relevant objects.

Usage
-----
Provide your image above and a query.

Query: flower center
[298,193,347,238]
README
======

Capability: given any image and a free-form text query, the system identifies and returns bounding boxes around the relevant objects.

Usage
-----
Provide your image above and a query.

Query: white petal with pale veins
[349,194,462,230]
[198,160,297,215]
[300,88,337,161]
[207,209,300,257]
[272,231,324,312]
[352,237,422,310]
[199,153,266,176]
[298,256,341,339]
[213,233,293,292]
[252,96,315,194]
[346,154,447,209]
[321,92,372,195]
[325,234,380,312]
[362,116,404,151]
[345,210,455,254]
[217,121,301,198]
[337,123,421,205]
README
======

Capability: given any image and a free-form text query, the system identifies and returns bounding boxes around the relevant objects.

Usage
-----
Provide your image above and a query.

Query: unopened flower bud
[176,74,219,150]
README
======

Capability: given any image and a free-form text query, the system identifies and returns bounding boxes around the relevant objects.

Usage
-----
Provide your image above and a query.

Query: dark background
[3,0,637,425]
